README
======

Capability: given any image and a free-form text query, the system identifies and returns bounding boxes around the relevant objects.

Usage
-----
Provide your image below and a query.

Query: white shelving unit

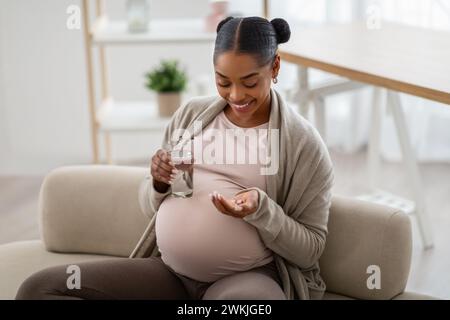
[92,17,216,45]
[97,98,171,133]
[81,0,216,164]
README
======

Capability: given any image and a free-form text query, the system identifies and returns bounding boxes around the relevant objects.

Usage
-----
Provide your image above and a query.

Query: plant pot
[157,92,182,117]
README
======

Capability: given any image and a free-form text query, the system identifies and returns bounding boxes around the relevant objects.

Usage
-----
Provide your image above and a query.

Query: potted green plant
[145,60,188,117]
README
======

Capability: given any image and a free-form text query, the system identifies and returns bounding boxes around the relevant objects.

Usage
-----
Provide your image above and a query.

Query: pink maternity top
[156,110,274,282]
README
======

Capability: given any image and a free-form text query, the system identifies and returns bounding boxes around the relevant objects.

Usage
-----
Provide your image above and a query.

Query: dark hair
[213,16,291,67]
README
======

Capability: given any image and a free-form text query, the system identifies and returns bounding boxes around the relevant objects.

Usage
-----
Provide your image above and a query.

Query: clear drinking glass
[168,148,194,198]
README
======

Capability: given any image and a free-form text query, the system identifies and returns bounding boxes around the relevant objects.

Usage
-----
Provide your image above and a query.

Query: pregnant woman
[16,16,333,300]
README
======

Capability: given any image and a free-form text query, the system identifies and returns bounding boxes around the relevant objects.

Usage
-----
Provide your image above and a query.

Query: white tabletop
[280,21,450,104]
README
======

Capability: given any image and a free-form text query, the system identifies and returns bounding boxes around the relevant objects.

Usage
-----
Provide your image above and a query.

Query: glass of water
[168,148,194,198]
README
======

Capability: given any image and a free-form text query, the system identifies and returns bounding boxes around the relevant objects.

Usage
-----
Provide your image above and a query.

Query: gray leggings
[15,256,287,300]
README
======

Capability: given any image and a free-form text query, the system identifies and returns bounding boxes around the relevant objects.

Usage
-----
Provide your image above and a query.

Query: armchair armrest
[320,195,413,299]
[39,165,149,257]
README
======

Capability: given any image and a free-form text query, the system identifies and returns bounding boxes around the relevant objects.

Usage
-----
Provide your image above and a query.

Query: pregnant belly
[155,191,273,282]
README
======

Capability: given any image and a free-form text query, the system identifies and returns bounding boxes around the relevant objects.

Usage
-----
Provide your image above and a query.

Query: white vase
[126,0,149,33]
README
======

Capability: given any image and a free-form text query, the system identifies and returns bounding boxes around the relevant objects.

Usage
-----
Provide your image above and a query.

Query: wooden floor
[1,148,449,299]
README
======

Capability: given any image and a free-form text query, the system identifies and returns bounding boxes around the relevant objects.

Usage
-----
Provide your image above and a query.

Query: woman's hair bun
[270,18,291,44]
[216,16,234,33]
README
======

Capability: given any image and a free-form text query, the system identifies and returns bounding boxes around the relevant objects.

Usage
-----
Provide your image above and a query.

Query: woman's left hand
[209,190,259,218]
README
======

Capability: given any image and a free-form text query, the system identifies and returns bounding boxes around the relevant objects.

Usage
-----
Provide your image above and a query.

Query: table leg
[104,132,113,165]
[295,66,310,118]
[313,95,327,143]
[368,87,383,189]
[387,90,434,249]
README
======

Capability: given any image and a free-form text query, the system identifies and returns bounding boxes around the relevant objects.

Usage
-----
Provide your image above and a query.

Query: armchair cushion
[320,196,412,299]
[39,165,149,257]
[0,240,119,299]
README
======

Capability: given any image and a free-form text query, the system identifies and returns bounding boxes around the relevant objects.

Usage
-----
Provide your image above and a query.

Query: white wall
[0,0,215,175]
[1,0,89,174]
[0,4,9,171]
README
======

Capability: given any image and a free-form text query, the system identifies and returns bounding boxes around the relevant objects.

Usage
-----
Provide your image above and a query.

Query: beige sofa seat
[0,165,438,300]
[0,240,121,300]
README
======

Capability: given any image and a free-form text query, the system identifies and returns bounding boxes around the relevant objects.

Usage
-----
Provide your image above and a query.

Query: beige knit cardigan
[131,88,334,300]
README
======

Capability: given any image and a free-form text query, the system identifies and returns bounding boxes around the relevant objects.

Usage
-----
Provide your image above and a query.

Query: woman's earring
[272,77,278,84]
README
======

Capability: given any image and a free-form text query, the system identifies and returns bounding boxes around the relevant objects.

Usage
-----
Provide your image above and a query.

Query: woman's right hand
[150,149,177,192]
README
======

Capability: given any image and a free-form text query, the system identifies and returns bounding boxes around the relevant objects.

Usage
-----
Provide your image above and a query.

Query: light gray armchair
[0,165,436,299]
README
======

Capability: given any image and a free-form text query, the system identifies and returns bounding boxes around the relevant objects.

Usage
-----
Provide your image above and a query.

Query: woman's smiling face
[214,51,280,127]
